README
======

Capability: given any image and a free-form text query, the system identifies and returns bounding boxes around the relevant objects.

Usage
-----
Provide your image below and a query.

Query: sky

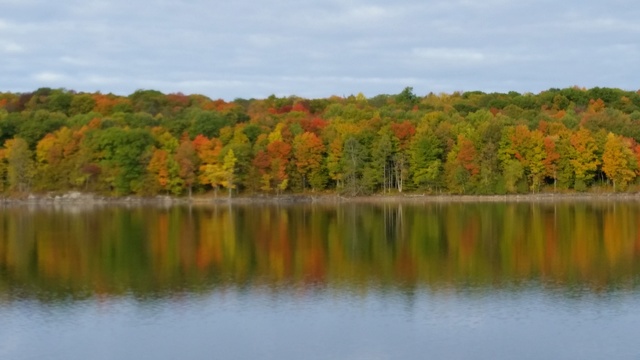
[1,0,639,100]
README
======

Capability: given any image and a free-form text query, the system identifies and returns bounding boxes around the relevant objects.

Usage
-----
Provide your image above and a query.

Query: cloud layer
[2,0,639,99]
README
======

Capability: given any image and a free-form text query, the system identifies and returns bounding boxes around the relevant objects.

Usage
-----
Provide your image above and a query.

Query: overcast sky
[2,0,639,99]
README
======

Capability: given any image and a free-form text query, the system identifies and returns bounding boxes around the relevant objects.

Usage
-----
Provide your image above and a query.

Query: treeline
[1,86,640,196]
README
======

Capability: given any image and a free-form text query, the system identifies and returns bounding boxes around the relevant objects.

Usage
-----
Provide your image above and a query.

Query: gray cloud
[1,0,639,99]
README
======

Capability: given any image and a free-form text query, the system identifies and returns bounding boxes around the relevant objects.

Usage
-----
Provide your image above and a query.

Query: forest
[1,86,640,197]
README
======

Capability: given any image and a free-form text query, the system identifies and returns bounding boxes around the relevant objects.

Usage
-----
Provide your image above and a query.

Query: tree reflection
[1,201,639,302]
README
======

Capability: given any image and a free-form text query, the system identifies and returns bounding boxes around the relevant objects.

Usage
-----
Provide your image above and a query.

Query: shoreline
[2,191,640,207]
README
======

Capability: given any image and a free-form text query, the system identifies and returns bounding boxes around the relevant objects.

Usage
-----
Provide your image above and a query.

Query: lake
[1,201,639,359]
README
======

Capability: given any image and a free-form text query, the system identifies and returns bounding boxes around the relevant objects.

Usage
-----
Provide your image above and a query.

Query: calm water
[1,201,640,359]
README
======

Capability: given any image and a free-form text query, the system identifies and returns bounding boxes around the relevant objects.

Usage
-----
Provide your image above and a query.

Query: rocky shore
[0,191,184,207]
[2,191,640,208]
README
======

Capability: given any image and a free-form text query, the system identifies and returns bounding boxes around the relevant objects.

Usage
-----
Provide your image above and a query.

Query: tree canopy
[2,86,640,196]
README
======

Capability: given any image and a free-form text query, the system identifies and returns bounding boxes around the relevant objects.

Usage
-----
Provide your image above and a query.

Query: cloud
[563,17,640,33]
[32,72,68,83]
[0,18,40,34]
[59,56,89,66]
[1,41,24,53]
[246,34,290,49]
[0,0,38,5]
[1,0,639,99]
[412,48,486,64]
[340,4,398,24]
[84,75,126,86]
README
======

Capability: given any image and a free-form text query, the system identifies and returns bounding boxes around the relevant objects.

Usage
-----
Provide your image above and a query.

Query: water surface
[1,201,639,359]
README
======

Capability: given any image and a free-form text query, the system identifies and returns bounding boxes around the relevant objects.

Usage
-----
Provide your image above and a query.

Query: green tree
[396,86,418,107]
[554,133,575,189]
[475,118,503,194]
[498,128,524,193]
[189,110,235,138]
[368,129,397,193]
[340,135,368,195]
[409,129,442,191]
[85,127,154,194]
[69,93,97,115]
[18,110,67,148]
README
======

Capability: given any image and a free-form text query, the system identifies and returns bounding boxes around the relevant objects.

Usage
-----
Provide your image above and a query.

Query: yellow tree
[0,148,6,191]
[524,129,547,193]
[602,133,636,191]
[193,134,223,194]
[503,125,546,193]
[5,137,34,192]
[34,127,84,190]
[570,128,600,191]
[35,133,60,188]
[221,149,237,198]
[543,135,561,190]
[199,163,226,197]
[326,137,344,189]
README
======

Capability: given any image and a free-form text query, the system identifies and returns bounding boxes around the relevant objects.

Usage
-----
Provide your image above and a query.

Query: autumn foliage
[2,86,640,195]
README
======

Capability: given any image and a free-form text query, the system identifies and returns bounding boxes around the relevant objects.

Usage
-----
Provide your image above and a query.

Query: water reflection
[1,201,640,303]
